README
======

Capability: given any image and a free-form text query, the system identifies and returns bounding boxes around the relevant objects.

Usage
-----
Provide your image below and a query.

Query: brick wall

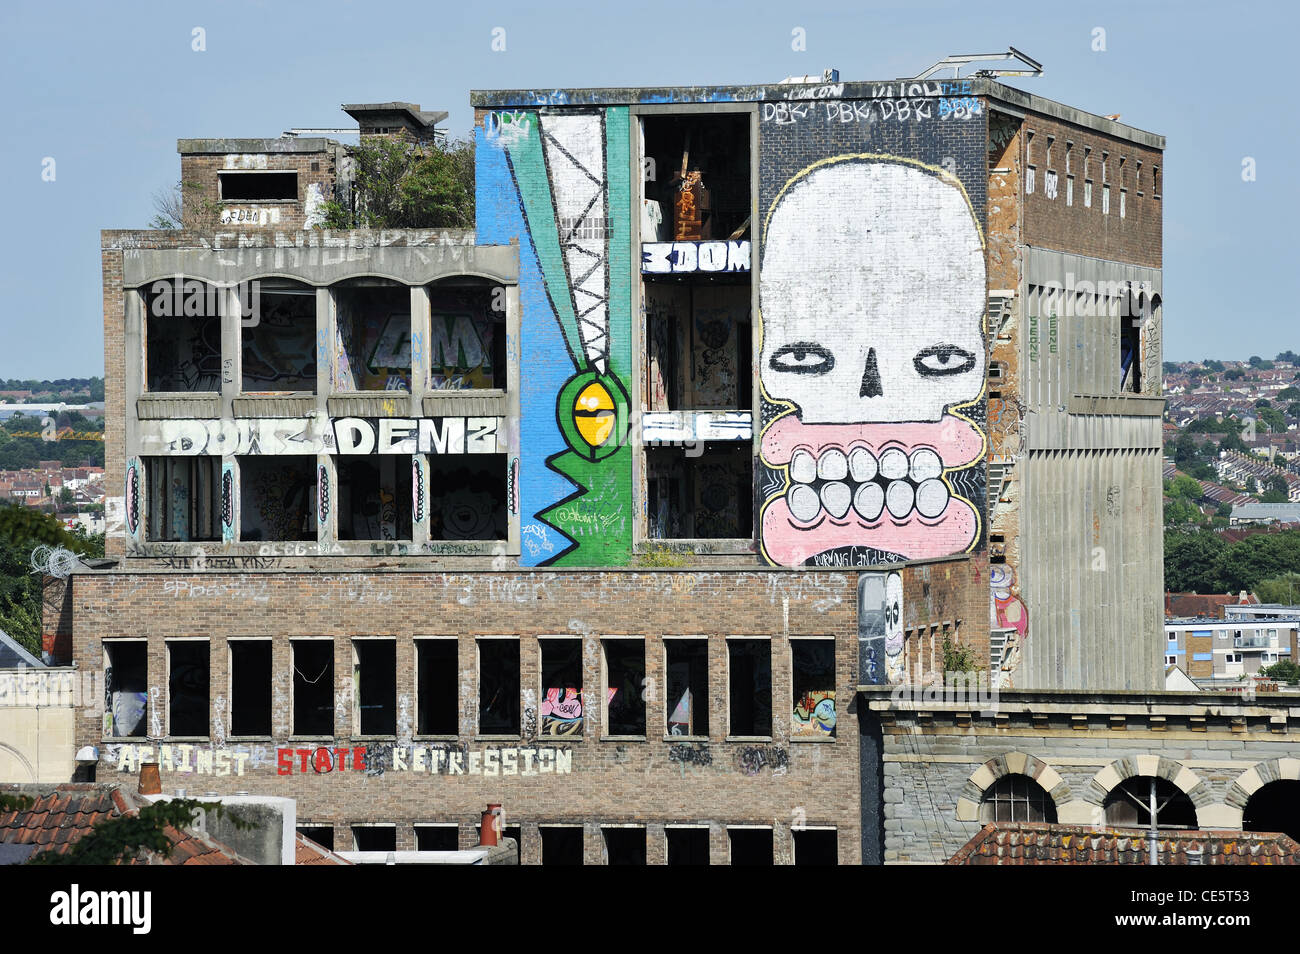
[180,153,334,231]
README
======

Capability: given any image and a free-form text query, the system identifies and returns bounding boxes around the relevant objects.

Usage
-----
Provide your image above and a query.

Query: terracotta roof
[0,783,252,865]
[1165,592,1257,617]
[948,822,1300,865]
[295,832,352,865]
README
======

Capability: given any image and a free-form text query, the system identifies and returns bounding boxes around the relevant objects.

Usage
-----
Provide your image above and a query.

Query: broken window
[641,113,751,243]
[477,638,520,736]
[540,638,583,737]
[167,640,209,738]
[646,443,751,539]
[242,280,317,392]
[791,639,836,739]
[415,825,459,851]
[428,454,507,541]
[353,638,396,736]
[104,641,147,738]
[229,639,272,737]
[337,455,412,541]
[426,283,507,391]
[292,639,334,737]
[145,457,221,542]
[644,278,751,411]
[540,826,584,865]
[665,638,709,737]
[728,639,771,738]
[334,279,411,391]
[218,170,298,201]
[980,774,1058,823]
[352,825,396,852]
[239,456,317,541]
[298,826,333,851]
[415,638,458,736]
[1103,777,1197,829]
[604,639,646,737]
[666,827,710,865]
[602,827,646,866]
[793,828,838,865]
[143,280,222,392]
[728,827,773,866]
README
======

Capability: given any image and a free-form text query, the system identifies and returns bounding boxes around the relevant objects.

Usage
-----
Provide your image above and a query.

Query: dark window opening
[728,828,773,866]
[541,826,584,865]
[791,640,836,739]
[793,829,838,865]
[298,826,333,851]
[728,640,771,737]
[478,639,520,736]
[641,113,751,243]
[540,640,583,737]
[143,281,221,392]
[665,640,709,737]
[428,454,507,541]
[239,455,316,541]
[1103,777,1197,829]
[145,457,221,542]
[292,639,333,736]
[230,640,272,737]
[666,827,710,865]
[105,642,147,738]
[644,278,751,411]
[167,640,209,738]
[979,774,1058,823]
[219,171,298,202]
[1242,780,1300,842]
[415,825,459,851]
[242,281,317,392]
[334,279,411,391]
[647,442,751,539]
[1120,314,1142,393]
[427,283,508,391]
[416,640,458,736]
[354,639,396,736]
[604,639,646,737]
[602,827,646,866]
[337,455,412,541]
[352,826,396,852]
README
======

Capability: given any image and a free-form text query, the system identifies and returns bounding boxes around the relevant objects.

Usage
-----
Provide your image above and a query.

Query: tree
[1213,532,1300,592]
[1203,359,1225,372]
[1277,351,1299,365]
[1164,530,1227,593]
[1255,573,1300,605]
[319,135,475,230]
[1257,406,1287,433]
[149,181,223,231]
[1168,474,1203,501]
[1260,660,1300,684]
[1225,368,1246,381]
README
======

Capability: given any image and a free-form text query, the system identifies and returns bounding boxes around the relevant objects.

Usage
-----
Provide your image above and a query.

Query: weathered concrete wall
[0,669,78,782]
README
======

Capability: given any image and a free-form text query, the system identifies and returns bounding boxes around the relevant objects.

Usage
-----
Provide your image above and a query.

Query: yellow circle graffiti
[573,381,616,447]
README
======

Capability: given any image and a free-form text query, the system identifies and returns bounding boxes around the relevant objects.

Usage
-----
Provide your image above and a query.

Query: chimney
[138,762,162,795]
[480,804,502,846]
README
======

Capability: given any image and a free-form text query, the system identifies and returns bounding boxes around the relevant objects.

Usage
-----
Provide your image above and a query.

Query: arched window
[1103,776,1197,829]
[979,773,1057,823]
[1243,780,1300,842]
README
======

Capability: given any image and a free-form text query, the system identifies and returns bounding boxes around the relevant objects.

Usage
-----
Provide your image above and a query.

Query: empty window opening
[793,828,838,865]
[167,640,209,738]
[540,639,583,737]
[353,639,396,736]
[415,825,459,851]
[645,278,751,411]
[104,641,147,738]
[1103,777,1197,829]
[641,113,751,243]
[791,639,836,739]
[219,170,298,202]
[665,639,709,737]
[334,279,411,391]
[728,828,773,866]
[143,281,222,392]
[352,826,396,852]
[666,827,710,865]
[478,639,520,736]
[602,827,646,866]
[604,639,646,737]
[979,774,1058,823]
[1242,780,1300,842]
[292,639,334,736]
[242,280,317,392]
[416,639,458,736]
[728,639,772,737]
[337,455,412,541]
[647,443,752,539]
[229,639,272,737]
[428,454,507,541]
[1120,316,1142,394]
[298,826,333,851]
[145,457,221,542]
[541,826,584,865]
[427,283,507,391]
[239,455,317,541]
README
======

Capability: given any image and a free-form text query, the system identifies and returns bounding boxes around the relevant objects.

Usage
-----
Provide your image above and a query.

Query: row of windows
[102,635,838,742]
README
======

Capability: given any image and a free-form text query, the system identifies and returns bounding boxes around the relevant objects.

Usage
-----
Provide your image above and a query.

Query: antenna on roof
[913,47,1043,80]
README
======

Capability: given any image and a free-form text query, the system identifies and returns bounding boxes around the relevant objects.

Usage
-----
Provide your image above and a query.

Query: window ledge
[602,735,647,743]
[661,736,709,743]
[226,736,273,743]
[413,735,461,742]
[476,735,522,742]
[789,735,836,744]
[726,735,774,743]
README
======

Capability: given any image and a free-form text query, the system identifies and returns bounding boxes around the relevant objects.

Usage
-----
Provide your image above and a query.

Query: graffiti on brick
[737,745,790,776]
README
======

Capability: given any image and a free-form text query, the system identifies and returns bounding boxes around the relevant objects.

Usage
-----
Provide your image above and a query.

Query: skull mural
[758,157,987,566]
[884,571,905,684]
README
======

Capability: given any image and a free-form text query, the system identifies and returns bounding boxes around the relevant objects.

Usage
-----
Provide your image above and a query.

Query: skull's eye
[770,342,835,375]
[914,344,976,377]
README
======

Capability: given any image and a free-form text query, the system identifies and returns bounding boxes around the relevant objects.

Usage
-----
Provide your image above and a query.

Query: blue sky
[0,0,1294,377]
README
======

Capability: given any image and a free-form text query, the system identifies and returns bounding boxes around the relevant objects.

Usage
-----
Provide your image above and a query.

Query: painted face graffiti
[884,570,904,684]
[758,158,986,566]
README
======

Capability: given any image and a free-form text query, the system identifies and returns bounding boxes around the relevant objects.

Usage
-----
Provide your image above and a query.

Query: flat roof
[178,137,336,155]
[342,102,449,128]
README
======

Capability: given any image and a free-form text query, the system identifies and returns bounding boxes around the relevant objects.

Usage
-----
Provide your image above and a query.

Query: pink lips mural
[760,414,983,566]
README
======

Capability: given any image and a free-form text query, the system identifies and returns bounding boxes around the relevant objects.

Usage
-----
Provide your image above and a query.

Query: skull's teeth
[849,447,877,482]
[785,446,952,522]
[790,450,817,484]
[816,448,848,481]
[878,448,909,481]
[915,478,950,518]
[853,483,884,520]
[788,483,821,522]
[820,481,852,519]
[909,448,942,482]
[885,480,914,518]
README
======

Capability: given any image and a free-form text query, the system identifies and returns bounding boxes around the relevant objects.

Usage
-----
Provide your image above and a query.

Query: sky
[0,0,1294,378]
